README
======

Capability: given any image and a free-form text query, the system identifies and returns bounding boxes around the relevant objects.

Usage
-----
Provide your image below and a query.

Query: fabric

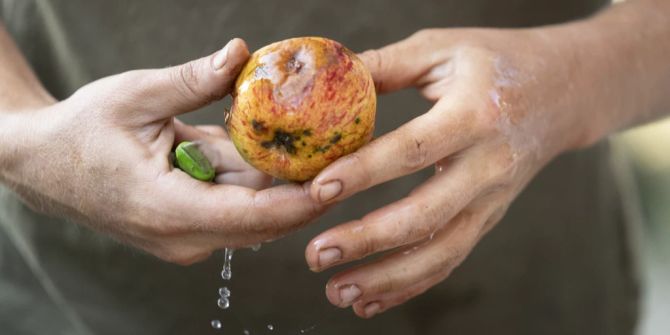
[0,0,639,334]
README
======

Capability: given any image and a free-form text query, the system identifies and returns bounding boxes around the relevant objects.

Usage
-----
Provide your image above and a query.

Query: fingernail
[318,247,342,268]
[212,40,232,70]
[364,302,381,317]
[317,180,342,203]
[339,284,362,306]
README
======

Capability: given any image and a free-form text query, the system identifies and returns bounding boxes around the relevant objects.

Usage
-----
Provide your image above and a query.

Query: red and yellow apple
[227,37,376,181]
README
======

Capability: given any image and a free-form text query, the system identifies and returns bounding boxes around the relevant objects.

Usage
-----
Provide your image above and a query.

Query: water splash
[267,324,274,331]
[221,248,234,280]
[251,243,262,252]
[217,297,230,309]
[219,287,231,297]
[299,325,317,333]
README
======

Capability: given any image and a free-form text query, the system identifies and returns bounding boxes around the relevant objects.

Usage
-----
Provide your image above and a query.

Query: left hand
[305,28,601,317]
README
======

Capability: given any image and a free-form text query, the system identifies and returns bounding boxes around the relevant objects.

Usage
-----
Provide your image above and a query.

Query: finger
[349,196,506,318]
[351,268,442,318]
[306,151,482,272]
[195,125,228,138]
[310,97,478,204]
[157,174,324,246]
[121,38,249,121]
[357,29,448,94]
[173,119,258,173]
[214,170,270,190]
[323,205,490,311]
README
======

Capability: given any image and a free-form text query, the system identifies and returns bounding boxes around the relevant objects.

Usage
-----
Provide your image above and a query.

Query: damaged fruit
[227,37,376,181]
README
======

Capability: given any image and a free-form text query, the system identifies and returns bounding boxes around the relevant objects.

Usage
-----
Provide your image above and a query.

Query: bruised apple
[227,37,376,181]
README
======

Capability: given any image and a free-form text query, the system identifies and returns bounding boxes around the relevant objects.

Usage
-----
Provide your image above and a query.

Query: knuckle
[411,28,439,41]
[485,145,517,185]
[401,202,439,238]
[398,133,429,174]
[435,246,466,272]
[359,49,384,92]
[171,61,204,104]
[370,271,399,294]
[358,230,381,258]
[472,97,503,137]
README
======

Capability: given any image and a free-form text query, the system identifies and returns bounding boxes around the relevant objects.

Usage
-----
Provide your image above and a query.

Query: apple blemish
[228,37,376,181]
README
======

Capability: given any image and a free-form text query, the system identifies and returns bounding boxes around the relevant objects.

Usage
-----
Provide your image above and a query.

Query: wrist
[0,103,54,182]
[554,0,670,150]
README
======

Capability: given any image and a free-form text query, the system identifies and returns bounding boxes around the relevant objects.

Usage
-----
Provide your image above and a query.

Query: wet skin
[306,0,670,318]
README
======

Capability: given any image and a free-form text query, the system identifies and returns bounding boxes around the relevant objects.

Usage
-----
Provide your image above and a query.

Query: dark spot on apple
[330,133,342,144]
[261,129,298,154]
[251,119,268,133]
[308,154,312,158]
[313,144,332,154]
[303,129,312,136]
[355,117,361,124]
[302,141,306,146]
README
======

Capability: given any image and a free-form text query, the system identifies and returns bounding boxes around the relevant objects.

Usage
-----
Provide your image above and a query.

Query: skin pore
[0,0,669,320]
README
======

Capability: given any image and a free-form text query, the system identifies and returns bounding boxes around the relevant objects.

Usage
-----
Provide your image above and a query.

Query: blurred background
[614,118,670,335]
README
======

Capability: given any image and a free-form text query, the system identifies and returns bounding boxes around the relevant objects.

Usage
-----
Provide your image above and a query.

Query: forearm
[0,23,54,111]
[0,22,54,177]
[564,0,670,146]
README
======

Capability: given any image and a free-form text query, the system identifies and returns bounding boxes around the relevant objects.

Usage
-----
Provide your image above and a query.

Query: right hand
[0,38,324,265]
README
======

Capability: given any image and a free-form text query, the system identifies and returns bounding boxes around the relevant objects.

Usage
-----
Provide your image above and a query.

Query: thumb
[357,30,443,94]
[132,38,250,119]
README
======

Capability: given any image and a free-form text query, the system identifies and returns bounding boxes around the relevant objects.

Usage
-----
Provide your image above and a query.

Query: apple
[227,37,376,181]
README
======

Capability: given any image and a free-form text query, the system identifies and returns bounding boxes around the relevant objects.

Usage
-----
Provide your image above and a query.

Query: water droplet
[301,326,318,334]
[217,297,230,309]
[267,324,274,331]
[251,243,262,252]
[211,320,222,329]
[221,248,235,280]
[218,287,231,297]
[243,330,250,335]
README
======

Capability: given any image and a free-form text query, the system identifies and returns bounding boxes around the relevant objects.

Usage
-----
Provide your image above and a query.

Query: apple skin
[227,37,376,182]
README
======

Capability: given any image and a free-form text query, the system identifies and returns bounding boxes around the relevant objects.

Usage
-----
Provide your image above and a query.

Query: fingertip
[212,38,250,73]
[309,179,321,202]
[305,237,321,271]
[306,235,342,271]
[227,37,250,62]
[325,280,341,306]
[311,167,346,204]
[353,301,381,319]
[357,49,385,93]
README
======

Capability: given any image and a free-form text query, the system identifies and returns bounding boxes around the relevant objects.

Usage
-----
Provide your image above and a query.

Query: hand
[305,28,599,317]
[0,38,323,265]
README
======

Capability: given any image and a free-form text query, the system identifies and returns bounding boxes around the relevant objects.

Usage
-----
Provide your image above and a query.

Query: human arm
[0,23,323,265]
[305,0,670,317]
